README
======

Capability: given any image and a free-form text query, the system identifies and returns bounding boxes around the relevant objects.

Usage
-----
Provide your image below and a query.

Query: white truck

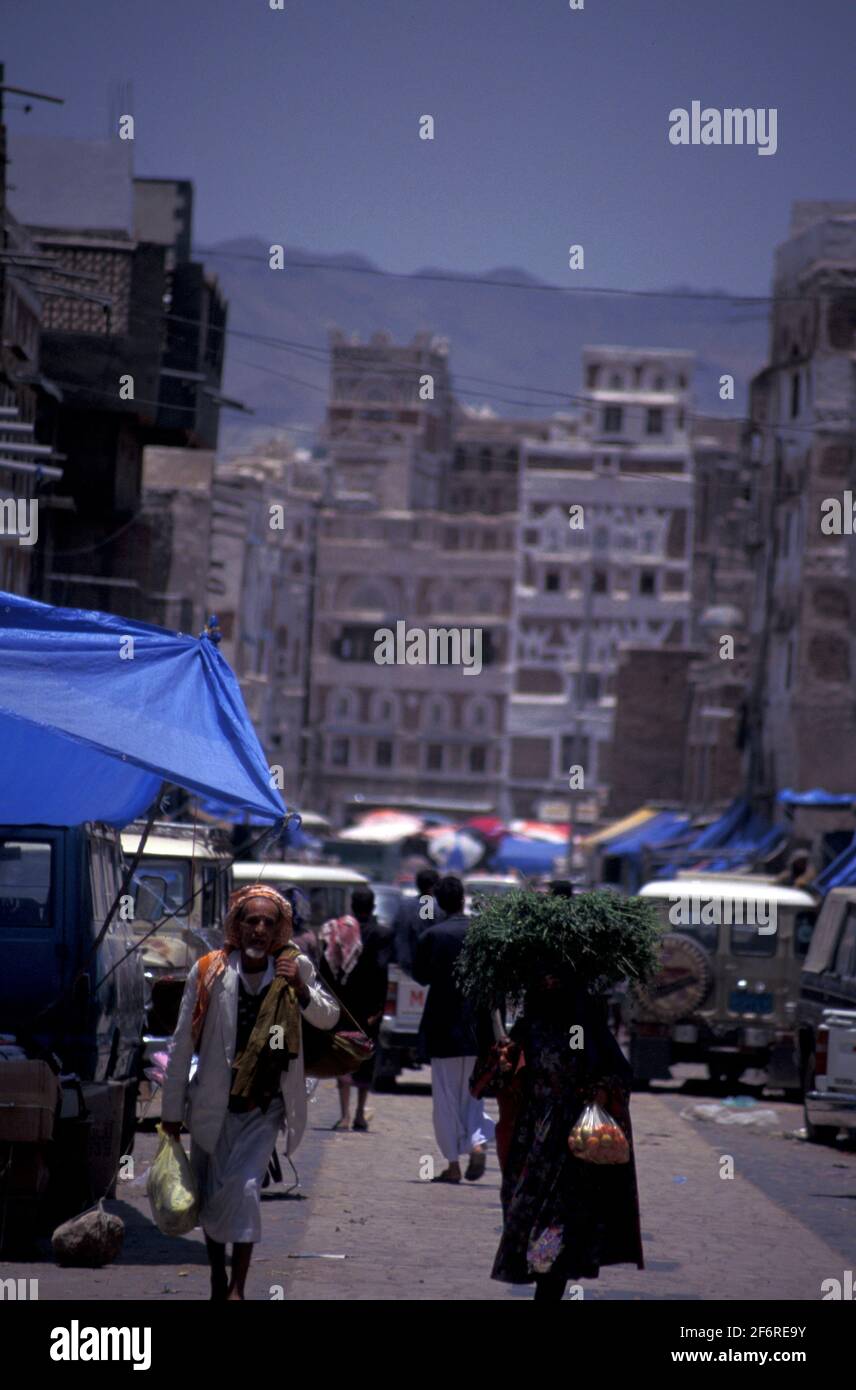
[802,1009,856,1142]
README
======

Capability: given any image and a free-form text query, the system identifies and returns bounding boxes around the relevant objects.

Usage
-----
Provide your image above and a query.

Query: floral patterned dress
[491,986,644,1285]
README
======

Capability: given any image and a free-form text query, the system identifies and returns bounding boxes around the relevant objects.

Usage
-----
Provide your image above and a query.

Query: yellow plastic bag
[146,1124,199,1236]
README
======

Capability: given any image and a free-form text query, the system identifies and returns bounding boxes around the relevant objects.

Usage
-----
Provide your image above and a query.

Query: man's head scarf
[191,883,293,1047]
[223,883,293,950]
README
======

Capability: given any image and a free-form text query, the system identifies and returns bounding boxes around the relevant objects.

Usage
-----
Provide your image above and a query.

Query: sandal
[465,1149,486,1181]
[352,1117,369,1131]
[331,1117,350,1130]
[430,1168,461,1183]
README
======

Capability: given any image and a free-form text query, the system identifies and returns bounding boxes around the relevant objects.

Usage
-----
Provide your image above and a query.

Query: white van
[631,874,817,1089]
[231,861,369,940]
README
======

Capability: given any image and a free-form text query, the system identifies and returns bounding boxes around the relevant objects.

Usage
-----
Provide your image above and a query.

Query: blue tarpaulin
[600,811,691,857]
[778,788,856,808]
[814,835,856,892]
[491,834,563,876]
[0,591,286,827]
[598,810,692,893]
[656,799,784,877]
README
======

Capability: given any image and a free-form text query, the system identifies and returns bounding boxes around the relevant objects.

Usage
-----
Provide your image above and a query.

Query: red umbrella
[466,816,508,844]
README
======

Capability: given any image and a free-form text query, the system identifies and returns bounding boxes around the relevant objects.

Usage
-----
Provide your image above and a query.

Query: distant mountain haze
[202,239,768,454]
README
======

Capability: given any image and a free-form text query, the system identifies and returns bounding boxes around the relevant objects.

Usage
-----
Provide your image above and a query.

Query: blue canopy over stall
[491,834,563,877]
[813,839,856,892]
[596,810,692,893]
[655,799,785,877]
[0,591,285,826]
[778,788,856,809]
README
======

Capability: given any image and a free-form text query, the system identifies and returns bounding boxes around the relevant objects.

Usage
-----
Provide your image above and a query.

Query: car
[368,881,404,932]
[630,874,818,1090]
[798,886,856,1141]
[368,882,426,1089]
[463,872,521,915]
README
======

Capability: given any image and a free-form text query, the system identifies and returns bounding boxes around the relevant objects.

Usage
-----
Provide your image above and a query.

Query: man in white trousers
[413,875,496,1183]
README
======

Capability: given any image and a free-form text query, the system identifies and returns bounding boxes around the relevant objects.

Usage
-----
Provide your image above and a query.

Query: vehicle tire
[709,1063,743,1093]
[803,1057,839,1145]
[634,933,713,1023]
[119,1080,139,1157]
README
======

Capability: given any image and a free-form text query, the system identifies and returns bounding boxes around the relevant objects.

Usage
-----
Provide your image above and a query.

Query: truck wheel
[709,1062,743,1093]
[634,933,713,1023]
[120,1081,139,1157]
[803,1057,838,1145]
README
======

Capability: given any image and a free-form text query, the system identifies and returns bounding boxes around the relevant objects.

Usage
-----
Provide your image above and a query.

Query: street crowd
[161,873,644,1301]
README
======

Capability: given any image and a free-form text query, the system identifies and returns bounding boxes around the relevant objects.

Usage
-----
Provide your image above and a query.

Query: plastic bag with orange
[568,1100,630,1165]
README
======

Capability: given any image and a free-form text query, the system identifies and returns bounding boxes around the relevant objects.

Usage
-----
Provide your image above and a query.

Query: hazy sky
[4,0,855,293]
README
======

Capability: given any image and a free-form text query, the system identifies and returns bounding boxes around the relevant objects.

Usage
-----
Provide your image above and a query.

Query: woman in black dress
[492,967,644,1301]
[318,885,392,1131]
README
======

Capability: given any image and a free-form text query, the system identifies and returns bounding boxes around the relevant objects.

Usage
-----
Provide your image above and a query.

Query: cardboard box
[0,1060,59,1143]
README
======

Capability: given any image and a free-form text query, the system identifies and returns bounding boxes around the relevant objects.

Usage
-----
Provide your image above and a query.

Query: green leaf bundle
[455,889,661,1010]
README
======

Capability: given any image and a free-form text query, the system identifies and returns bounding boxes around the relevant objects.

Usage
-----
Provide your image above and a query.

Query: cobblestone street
[5,1073,854,1302]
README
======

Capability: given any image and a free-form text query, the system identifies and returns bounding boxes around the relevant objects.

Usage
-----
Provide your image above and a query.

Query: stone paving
[2,1072,852,1301]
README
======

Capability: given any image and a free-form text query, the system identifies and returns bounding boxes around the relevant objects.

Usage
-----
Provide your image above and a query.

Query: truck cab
[121,821,232,1053]
[0,823,146,1232]
[798,887,856,1141]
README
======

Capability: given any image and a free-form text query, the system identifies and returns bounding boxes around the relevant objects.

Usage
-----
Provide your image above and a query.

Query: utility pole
[567,543,596,875]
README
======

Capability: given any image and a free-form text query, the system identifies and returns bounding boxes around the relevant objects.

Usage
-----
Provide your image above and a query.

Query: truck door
[89,828,144,1082]
[0,829,65,1040]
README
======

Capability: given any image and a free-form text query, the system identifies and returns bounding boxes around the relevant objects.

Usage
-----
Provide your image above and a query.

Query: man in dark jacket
[392,866,443,977]
[412,875,495,1183]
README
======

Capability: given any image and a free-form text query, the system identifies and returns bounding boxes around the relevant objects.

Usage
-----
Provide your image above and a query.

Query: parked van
[798,886,856,1141]
[121,821,232,1106]
[231,861,369,938]
[0,823,146,1232]
[629,875,817,1089]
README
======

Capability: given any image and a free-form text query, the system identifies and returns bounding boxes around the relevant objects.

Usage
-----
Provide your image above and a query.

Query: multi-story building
[744,202,856,836]
[444,410,556,515]
[509,346,695,821]
[682,416,753,812]
[325,329,452,509]
[208,445,323,792]
[306,505,515,823]
[7,134,227,615]
[133,445,216,634]
[0,209,63,594]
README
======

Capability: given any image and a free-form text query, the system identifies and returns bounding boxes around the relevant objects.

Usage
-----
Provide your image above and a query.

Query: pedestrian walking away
[491,968,644,1301]
[160,883,339,1299]
[392,866,443,976]
[319,885,393,1131]
[412,874,495,1183]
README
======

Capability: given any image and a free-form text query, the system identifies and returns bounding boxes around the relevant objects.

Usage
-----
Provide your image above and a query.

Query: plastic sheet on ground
[680,1101,782,1130]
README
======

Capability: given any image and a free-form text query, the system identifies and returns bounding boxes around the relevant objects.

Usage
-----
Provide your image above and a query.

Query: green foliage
[455,889,662,1010]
